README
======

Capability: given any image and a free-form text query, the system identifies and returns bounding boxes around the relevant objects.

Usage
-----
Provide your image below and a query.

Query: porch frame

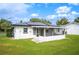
[33,27,65,37]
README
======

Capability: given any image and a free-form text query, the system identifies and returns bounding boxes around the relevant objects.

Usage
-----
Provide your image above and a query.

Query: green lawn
[0,33,79,55]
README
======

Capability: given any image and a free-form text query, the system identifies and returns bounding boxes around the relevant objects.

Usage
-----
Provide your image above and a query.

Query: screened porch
[33,27,65,37]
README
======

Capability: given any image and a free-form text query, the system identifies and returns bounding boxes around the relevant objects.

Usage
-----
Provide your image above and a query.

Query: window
[23,28,28,33]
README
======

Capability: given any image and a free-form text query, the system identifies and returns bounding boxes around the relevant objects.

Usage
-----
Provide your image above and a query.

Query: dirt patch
[0,43,23,48]
[0,43,15,46]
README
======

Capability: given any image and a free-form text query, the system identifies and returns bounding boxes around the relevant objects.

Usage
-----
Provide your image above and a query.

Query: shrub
[6,28,14,37]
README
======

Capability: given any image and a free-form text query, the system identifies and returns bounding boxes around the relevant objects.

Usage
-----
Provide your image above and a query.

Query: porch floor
[32,35,65,43]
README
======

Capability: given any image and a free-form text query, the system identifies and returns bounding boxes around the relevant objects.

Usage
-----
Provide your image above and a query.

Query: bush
[6,28,13,37]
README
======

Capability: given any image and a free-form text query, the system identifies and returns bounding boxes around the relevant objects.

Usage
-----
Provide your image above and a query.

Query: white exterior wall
[65,24,79,35]
[13,26,65,42]
[14,26,36,39]
[54,28,64,34]
[32,35,65,43]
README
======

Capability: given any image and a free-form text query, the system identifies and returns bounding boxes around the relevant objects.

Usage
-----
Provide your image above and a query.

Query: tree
[0,18,12,32]
[30,18,41,22]
[74,17,79,23]
[56,17,69,26]
[30,18,51,25]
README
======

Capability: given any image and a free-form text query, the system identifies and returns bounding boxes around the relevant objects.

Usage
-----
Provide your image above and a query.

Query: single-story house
[61,23,79,35]
[11,22,65,42]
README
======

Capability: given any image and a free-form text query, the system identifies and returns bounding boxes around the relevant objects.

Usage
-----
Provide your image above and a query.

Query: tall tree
[56,17,69,26]
[0,18,12,32]
[30,18,51,25]
[74,17,79,23]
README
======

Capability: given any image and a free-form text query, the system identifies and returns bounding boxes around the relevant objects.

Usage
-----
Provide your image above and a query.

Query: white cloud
[54,6,78,21]
[69,3,79,5]
[0,3,32,18]
[57,14,67,17]
[71,11,79,15]
[46,6,79,23]
[46,15,56,19]
[46,5,79,23]
[12,17,30,23]
[31,13,39,17]
[55,6,71,14]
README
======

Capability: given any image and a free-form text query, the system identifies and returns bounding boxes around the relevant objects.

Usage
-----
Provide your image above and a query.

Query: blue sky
[0,3,79,24]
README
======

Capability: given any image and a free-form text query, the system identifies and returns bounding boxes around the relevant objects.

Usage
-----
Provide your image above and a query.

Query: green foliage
[0,18,12,32]
[30,18,41,22]
[30,18,51,25]
[6,28,14,37]
[74,17,79,23]
[56,17,69,26]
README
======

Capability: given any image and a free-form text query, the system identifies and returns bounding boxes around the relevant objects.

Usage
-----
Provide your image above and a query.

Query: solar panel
[26,22,47,26]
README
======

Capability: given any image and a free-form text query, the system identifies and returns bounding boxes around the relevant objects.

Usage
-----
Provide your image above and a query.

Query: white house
[11,22,65,42]
[61,23,79,35]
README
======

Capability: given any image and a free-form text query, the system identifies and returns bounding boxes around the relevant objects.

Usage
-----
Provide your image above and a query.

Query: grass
[0,33,79,55]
